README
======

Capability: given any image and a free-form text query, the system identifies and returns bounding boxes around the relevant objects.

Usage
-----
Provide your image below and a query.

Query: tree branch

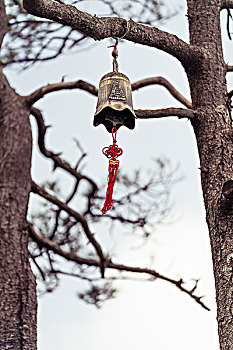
[31,181,107,277]
[26,76,191,109]
[29,221,98,266]
[28,222,210,311]
[132,77,192,108]
[26,80,98,106]
[227,65,233,72]
[30,106,97,192]
[226,9,232,39]
[135,108,195,119]
[49,178,80,240]
[221,0,233,9]
[23,0,199,66]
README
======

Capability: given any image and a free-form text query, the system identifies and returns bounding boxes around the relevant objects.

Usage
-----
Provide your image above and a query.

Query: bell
[94,71,136,133]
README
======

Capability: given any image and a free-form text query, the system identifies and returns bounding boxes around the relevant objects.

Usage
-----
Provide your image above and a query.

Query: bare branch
[29,252,46,281]
[4,0,174,68]
[26,80,98,105]
[26,76,191,109]
[89,212,147,226]
[132,77,192,108]
[135,108,195,119]
[30,106,97,193]
[227,65,233,71]
[29,221,98,266]
[31,181,107,276]
[54,0,66,4]
[23,0,200,66]
[30,106,97,223]
[49,178,80,240]
[221,0,233,9]
[28,223,210,311]
[226,9,232,39]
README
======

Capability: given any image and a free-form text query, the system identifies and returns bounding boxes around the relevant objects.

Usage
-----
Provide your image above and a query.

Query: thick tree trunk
[0,72,37,349]
[186,1,233,349]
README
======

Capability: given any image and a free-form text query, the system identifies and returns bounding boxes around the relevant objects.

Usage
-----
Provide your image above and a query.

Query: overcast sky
[5,0,233,349]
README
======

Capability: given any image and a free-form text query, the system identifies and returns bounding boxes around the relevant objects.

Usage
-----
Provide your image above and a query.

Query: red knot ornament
[101,127,123,215]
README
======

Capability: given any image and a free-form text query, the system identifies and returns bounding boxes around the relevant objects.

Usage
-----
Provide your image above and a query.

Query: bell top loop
[111,37,119,72]
[113,58,119,72]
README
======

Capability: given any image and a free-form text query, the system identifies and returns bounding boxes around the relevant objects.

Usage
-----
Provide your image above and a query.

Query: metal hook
[107,20,130,49]
[108,21,130,73]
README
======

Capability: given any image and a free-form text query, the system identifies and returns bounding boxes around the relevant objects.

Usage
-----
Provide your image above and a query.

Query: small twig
[73,139,87,170]
[49,179,80,239]
[199,167,209,174]
[90,213,147,226]
[54,0,66,4]
[227,9,232,40]
[29,252,46,281]
[52,269,97,282]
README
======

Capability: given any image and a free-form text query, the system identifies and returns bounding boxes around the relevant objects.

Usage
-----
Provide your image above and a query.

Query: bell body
[94,72,136,133]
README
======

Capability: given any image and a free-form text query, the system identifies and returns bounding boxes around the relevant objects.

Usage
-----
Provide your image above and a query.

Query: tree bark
[0,0,8,47]
[186,1,233,349]
[0,72,37,349]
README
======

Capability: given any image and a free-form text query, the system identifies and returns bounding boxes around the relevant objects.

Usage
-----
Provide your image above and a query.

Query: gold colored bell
[94,71,136,133]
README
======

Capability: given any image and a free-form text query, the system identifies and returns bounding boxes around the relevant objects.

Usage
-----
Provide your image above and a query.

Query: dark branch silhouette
[136,108,194,119]
[3,0,174,68]
[28,222,210,311]
[23,0,202,67]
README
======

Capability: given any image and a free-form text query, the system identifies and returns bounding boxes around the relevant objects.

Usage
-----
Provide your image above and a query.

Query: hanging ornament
[101,127,122,215]
[93,37,136,214]
[93,38,136,132]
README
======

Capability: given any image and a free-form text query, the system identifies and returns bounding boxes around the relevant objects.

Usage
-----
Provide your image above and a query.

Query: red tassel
[101,127,122,215]
[101,159,119,215]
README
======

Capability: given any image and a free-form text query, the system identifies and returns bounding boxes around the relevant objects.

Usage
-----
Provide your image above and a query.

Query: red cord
[111,37,118,59]
[101,127,123,215]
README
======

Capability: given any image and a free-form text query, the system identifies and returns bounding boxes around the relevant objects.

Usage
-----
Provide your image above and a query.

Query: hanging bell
[94,71,136,133]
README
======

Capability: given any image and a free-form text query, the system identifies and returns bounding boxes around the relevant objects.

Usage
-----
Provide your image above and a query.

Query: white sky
[5,0,233,349]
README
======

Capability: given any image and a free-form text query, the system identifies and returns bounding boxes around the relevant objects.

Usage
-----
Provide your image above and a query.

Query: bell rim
[93,106,136,131]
